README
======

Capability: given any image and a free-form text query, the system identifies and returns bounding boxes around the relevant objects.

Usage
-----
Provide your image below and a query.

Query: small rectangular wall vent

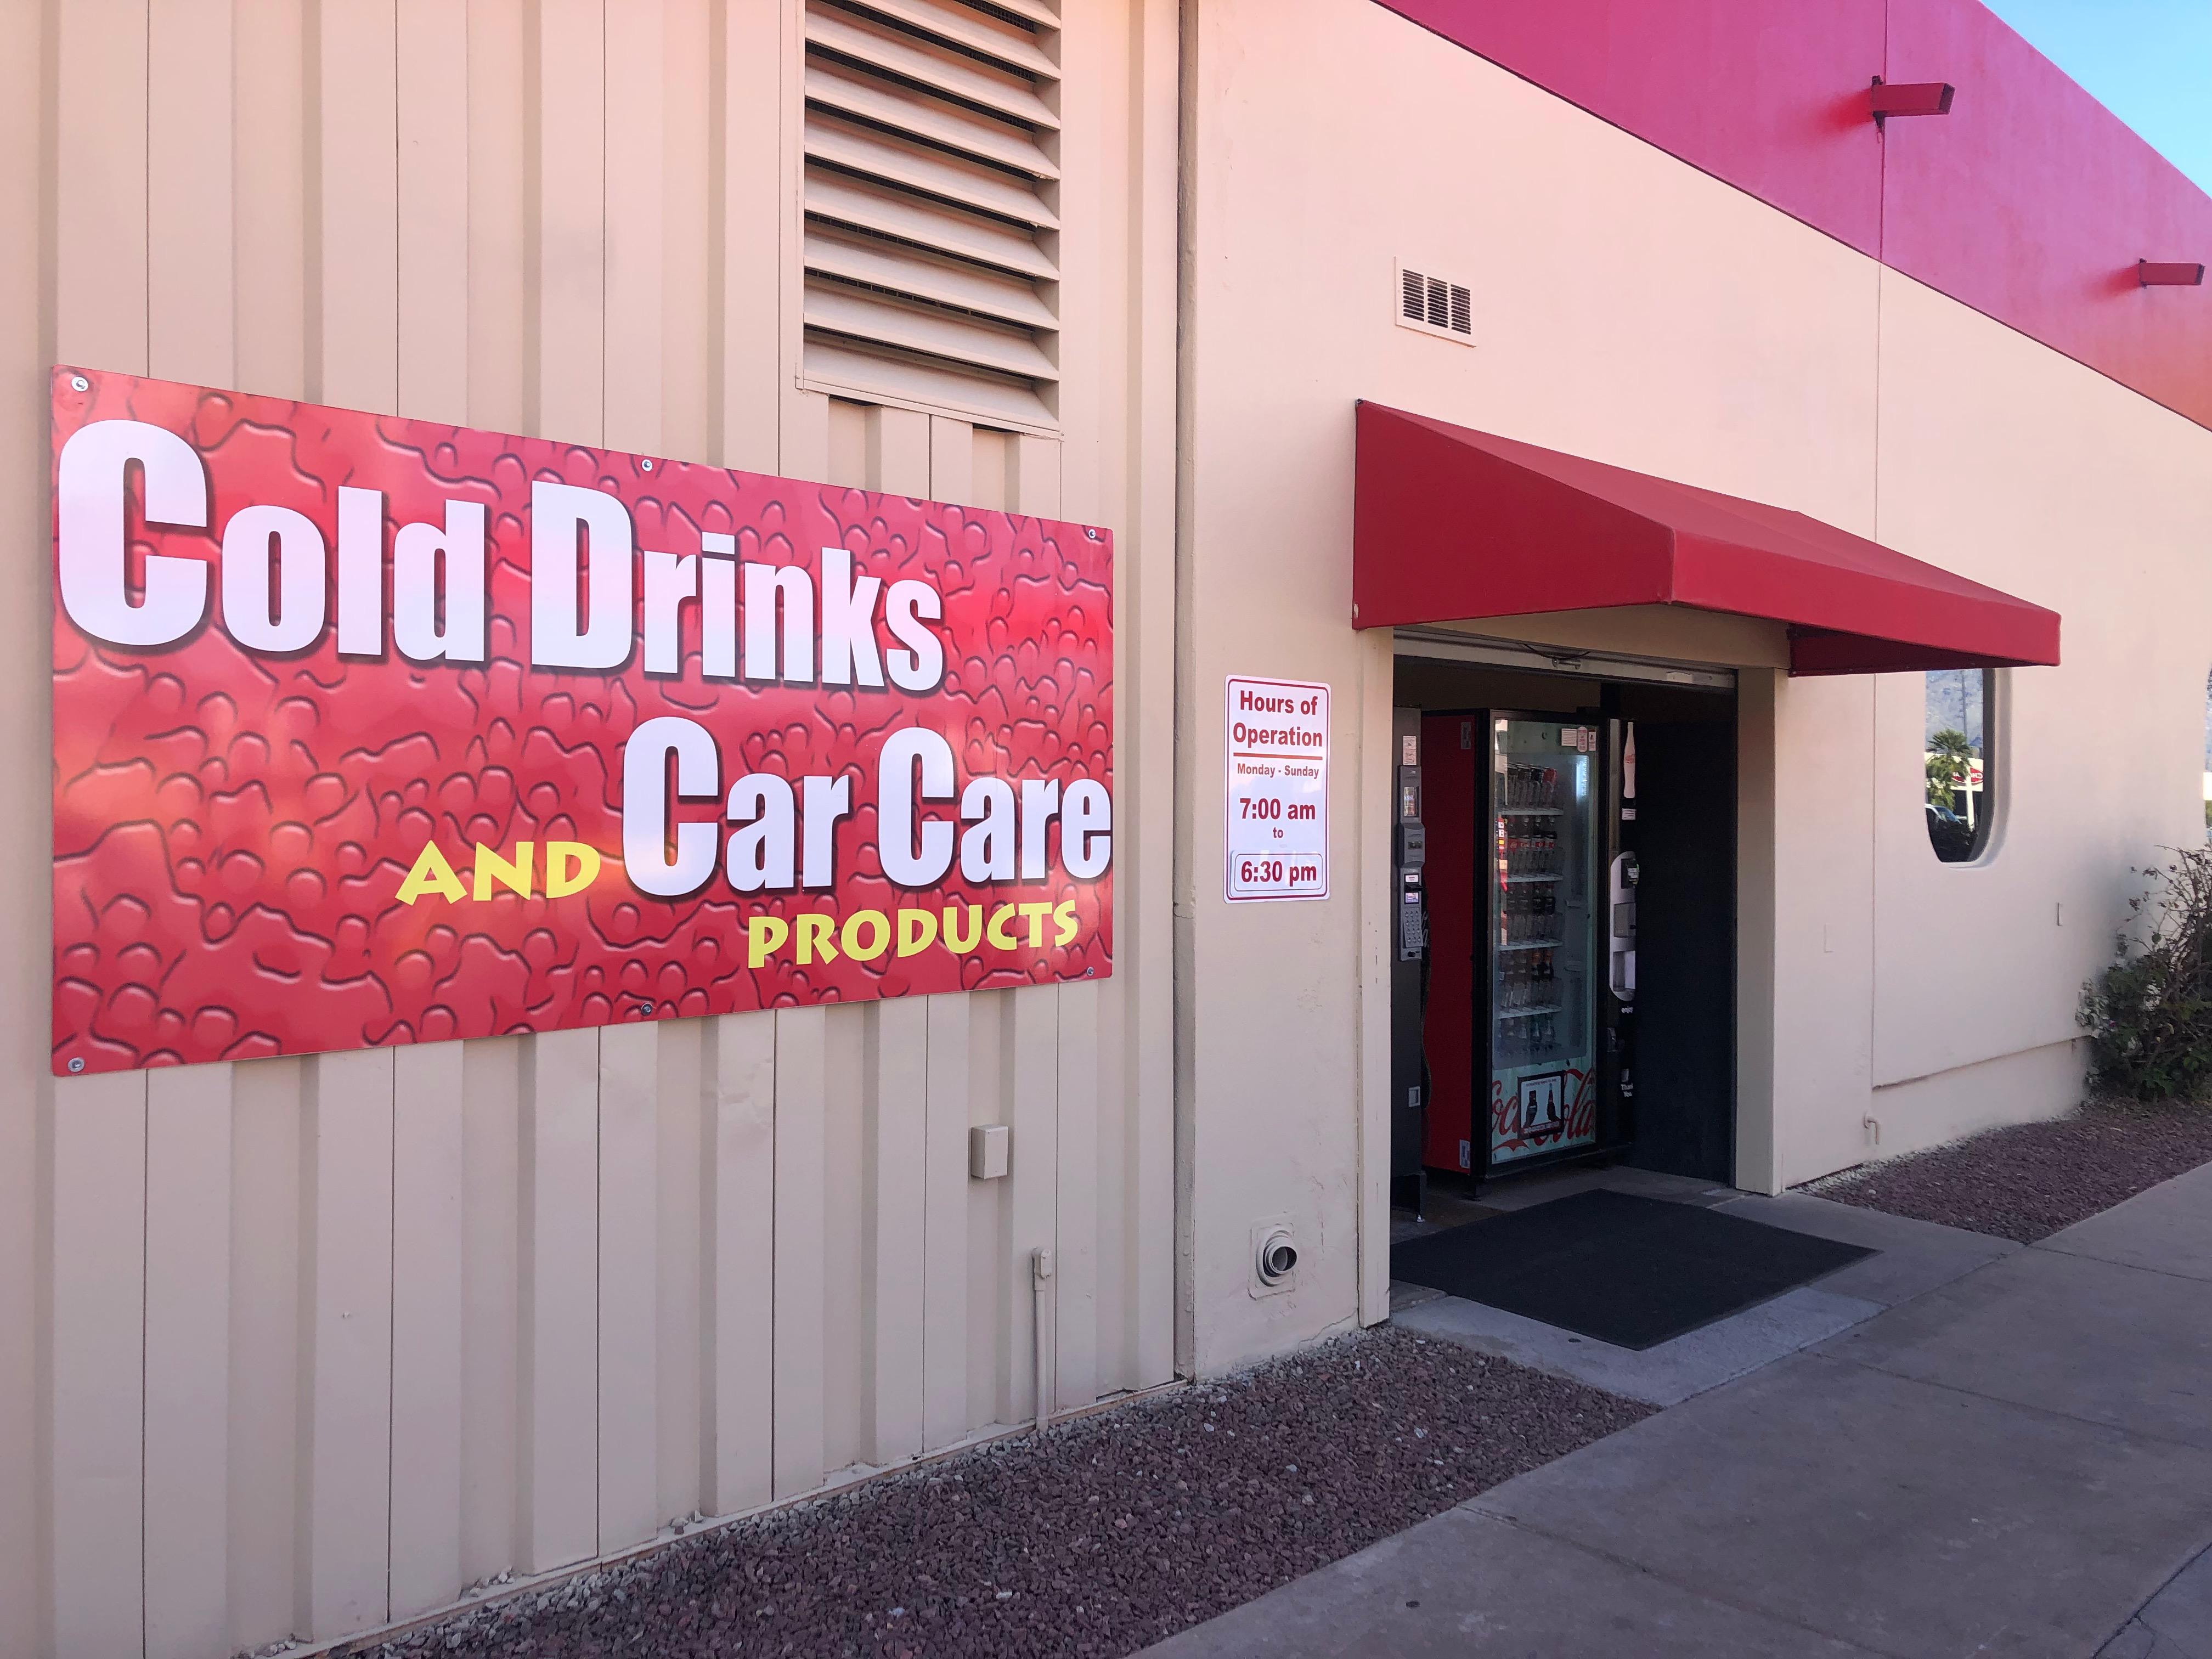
[801,0,1063,431]
[1395,261,1474,346]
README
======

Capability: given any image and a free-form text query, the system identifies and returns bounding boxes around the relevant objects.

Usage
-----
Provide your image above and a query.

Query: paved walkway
[1143,1163,2212,1658]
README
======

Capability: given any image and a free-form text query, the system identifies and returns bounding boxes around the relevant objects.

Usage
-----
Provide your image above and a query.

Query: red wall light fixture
[2138,261,2207,287]
[1869,78,1956,121]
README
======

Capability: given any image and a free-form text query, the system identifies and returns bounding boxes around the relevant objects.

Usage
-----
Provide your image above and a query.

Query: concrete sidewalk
[1142,1164,2212,1658]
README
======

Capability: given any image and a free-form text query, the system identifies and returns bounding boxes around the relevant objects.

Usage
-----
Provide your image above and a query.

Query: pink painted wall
[1376,0,1888,255]
[1376,0,2212,431]
[1883,0,2212,435]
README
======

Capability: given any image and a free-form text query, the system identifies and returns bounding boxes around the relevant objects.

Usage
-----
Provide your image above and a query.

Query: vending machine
[1408,707,1646,1187]
[1605,720,1639,1139]
[1482,713,1610,1170]
[1388,709,1430,1212]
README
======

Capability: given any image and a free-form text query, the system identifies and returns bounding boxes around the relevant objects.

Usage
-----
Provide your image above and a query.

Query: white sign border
[1222,673,1331,904]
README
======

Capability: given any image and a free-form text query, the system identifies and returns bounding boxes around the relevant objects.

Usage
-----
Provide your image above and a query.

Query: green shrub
[2081,847,2212,1102]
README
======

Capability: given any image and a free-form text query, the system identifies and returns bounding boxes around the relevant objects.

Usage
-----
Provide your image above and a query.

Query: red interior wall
[1419,713,1480,1173]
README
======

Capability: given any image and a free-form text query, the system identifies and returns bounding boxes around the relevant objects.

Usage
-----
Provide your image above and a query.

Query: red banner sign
[50,368,1113,1075]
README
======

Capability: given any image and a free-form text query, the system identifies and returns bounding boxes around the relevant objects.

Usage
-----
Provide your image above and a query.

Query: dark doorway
[1621,703,1736,1182]
[1390,653,1739,1201]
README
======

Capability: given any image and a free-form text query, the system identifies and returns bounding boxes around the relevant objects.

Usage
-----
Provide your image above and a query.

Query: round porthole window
[1925,669,1997,864]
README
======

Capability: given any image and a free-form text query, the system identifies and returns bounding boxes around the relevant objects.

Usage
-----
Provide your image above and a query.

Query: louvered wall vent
[802,0,1063,431]
[1395,262,1474,346]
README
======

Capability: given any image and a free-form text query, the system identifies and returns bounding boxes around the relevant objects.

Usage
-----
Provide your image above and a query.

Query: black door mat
[1387,1188,1875,1351]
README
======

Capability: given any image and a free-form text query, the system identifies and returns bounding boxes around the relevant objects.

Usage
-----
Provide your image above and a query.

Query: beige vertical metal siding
[1,3,1180,1654]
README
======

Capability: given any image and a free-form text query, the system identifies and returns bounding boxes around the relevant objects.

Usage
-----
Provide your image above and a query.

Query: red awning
[1352,402,2060,675]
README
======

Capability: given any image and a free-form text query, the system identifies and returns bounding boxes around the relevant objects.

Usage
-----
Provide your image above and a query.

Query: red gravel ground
[354,1326,1646,1659]
[1806,1099,2212,1244]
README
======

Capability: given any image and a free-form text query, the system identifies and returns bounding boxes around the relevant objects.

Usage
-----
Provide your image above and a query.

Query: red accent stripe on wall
[1374,0,1889,255]
[1376,0,2212,432]
[1883,0,2212,431]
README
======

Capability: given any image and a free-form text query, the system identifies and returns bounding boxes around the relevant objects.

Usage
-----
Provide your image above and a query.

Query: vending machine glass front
[1486,716,1601,1169]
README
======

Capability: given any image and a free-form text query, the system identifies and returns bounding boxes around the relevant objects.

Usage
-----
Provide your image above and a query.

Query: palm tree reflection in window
[1925,668,1992,863]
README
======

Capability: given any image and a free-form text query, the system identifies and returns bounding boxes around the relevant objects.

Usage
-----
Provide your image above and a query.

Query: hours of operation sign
[1224,675,1328,901]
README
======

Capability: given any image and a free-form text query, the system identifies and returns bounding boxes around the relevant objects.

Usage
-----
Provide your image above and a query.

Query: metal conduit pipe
[1031,1246,1056,1434]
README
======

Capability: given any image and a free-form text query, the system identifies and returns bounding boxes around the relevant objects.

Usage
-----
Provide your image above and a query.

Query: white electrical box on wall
[968,1124,1011,1180]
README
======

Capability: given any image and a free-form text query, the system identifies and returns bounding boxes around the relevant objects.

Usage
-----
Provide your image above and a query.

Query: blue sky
[1983,0,2212,192]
